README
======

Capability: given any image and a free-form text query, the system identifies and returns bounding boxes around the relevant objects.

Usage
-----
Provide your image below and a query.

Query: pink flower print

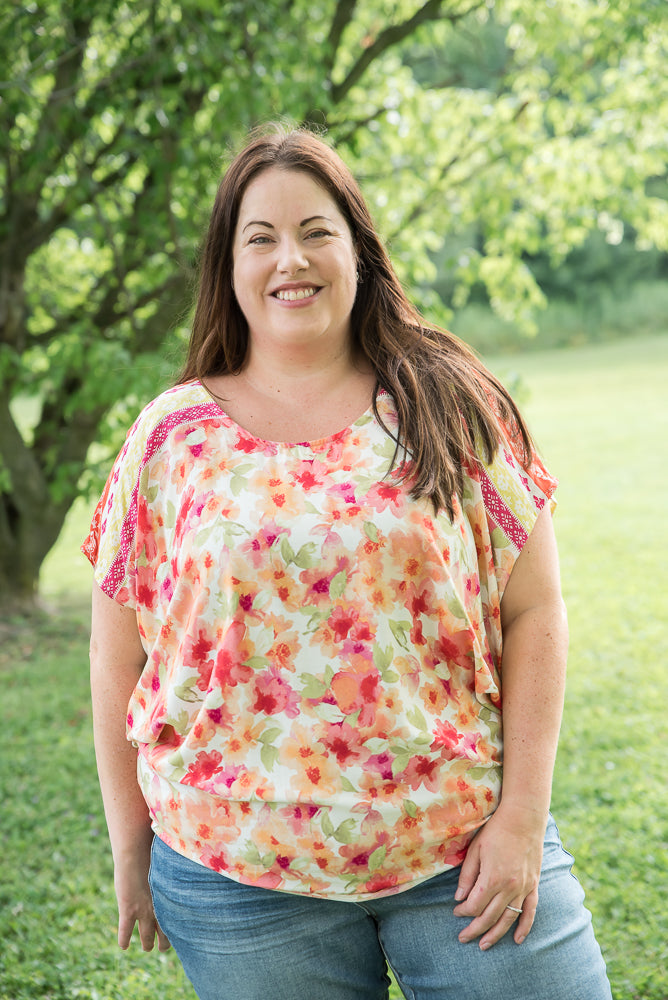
[362,872,400,894]
[340,832,390,875]
[212,621,254,689]
[182,627,215,691]
[182,749,223,786]
[328,605,358,643]
[326,480,358,505]
[136,495,158,561]
[135,564,158,611]
[330,669,381,727]
[430,719,481,759]
[320,722,368,768]
[430,718,458,747]
[435,624,476,671]
[290,461,328,492]
[239,520,288,569]
[364,752,394,781]
[400,754,442,792]
[364,481,404,514]
[251,668,300,718]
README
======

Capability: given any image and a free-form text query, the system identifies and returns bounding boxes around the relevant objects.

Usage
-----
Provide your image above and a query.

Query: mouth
[272,286,321,302]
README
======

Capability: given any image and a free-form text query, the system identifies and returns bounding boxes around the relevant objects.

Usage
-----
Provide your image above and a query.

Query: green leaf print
[404,800,418,818]
[260,742,280,772]
[173,676,202,703]
[406,706,429,732]
[389,619,412,650]
[300,674,328,699]
[373,643,393,672]
[339,775,357,793]
[491,527,510,549]
[230,463,256,496]
[391,753,411,778]
[329,570,348,600]
[321,811,335,839]
[244,655,269,670]
[280,536,296,565]
[368,845,387,871]
[363,521,379,542]
[165,498,176,529]
[293,542,319,568]
[333,819,357,844]
[258,727,283,745]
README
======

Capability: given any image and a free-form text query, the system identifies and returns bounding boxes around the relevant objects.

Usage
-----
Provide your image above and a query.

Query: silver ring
[506,905,523,913]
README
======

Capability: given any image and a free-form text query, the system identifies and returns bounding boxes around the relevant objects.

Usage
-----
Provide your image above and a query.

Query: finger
[157,925,172,952]
[117,914,135,951]
[454,841,482,904]
[138,914,160,952]
[514,887,539,945]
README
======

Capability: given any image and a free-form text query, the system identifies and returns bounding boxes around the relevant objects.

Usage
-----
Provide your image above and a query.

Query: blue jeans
[149,816,612,1000]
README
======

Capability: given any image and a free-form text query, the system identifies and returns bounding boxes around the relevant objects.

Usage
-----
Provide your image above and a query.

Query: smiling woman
[84,123,612,1000]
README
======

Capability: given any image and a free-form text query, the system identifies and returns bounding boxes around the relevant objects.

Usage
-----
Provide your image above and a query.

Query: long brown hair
[179,124,533,516]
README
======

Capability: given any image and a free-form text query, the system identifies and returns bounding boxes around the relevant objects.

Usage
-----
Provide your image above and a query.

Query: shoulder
[121,381,221,471]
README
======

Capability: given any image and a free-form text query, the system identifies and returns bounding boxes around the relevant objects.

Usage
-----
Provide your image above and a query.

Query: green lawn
[1,333,666,999]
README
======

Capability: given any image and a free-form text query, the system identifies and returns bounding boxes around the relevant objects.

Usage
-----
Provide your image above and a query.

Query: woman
[85,125,612,1000]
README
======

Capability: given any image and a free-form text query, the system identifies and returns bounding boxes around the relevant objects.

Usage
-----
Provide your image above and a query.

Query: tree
[1,0,666,603]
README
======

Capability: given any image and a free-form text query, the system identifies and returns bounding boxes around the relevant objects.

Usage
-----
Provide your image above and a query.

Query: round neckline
[195,379,385,450]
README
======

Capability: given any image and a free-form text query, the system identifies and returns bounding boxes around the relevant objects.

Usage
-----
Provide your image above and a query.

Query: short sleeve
[81,411,150,608]
[476,420,558,598]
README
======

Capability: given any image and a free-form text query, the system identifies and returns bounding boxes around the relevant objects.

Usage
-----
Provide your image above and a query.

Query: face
[232,167,358,358]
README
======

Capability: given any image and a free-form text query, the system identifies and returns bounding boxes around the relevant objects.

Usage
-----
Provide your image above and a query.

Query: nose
[276,236,308,275]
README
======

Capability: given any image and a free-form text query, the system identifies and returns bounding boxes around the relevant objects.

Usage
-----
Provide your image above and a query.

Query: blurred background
[1,2,666,998]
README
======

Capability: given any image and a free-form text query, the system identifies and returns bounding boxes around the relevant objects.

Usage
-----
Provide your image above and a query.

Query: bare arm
[90,582,170,952]
[454,505,568,949]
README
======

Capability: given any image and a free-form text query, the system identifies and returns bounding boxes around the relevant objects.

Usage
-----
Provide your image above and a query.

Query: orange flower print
[330,669,382,727]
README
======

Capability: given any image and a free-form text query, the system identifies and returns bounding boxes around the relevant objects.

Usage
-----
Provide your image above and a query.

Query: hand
[113,847,171,952]
[453,804,546,950]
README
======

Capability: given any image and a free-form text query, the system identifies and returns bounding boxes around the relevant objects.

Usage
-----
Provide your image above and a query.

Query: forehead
[237,167,347,226]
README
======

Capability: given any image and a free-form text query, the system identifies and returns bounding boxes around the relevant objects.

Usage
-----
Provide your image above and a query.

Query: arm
[90,582,170,952]
[454,504,568,949]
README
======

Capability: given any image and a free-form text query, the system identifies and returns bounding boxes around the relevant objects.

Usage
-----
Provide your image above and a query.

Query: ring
[506,905,523,913]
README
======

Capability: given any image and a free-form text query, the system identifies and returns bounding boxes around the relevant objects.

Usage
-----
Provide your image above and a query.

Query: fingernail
[454,888,465,901]
[480,941,491,951]
[516,935,526,945]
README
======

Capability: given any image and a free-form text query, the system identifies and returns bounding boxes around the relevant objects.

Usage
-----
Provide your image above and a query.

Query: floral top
[83,381,556,900]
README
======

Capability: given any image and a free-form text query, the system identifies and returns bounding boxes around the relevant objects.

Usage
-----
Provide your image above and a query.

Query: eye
[248,234,273,245]
[305,228,331,240]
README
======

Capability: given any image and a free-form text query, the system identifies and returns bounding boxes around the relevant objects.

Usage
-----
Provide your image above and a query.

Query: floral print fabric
[83,382,556,899]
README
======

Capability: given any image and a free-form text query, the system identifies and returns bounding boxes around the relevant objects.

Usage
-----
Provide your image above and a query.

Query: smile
[274,287,320,301]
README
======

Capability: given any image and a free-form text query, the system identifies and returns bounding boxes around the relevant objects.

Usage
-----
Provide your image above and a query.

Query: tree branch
[330,0,487,105]
[326,0,359,75]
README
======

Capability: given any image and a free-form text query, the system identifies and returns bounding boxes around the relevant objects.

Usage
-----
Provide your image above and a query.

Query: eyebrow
[242,215,334,232]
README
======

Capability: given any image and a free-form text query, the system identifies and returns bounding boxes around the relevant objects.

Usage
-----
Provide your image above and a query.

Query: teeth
[275,287,318,301]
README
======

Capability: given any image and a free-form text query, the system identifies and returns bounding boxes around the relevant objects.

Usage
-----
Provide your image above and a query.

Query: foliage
[2,335,667,999]
[1,0,668,597]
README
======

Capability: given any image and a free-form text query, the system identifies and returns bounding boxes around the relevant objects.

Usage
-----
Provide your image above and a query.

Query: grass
[1,332,667,999]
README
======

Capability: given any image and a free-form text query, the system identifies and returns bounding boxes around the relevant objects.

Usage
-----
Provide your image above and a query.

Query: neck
[241,341,365,398]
